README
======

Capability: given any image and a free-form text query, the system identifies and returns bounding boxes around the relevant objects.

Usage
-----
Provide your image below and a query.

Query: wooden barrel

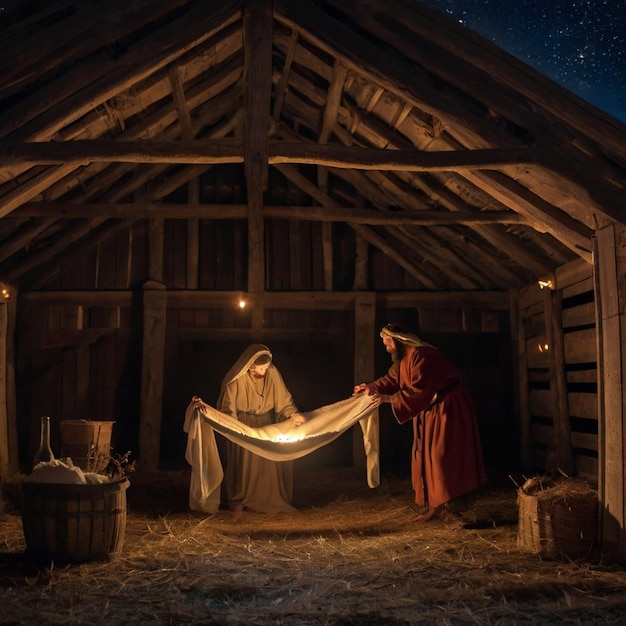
[60,420,114,472]
[21,478,129,562]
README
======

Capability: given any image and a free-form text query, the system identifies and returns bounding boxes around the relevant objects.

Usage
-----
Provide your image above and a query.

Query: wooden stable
[0,0,625,562]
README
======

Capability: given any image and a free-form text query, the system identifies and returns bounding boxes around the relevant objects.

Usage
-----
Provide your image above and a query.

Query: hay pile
[2,467,626,625]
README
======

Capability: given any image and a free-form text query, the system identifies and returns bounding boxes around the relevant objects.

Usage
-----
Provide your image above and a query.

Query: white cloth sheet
[183,393,379,512]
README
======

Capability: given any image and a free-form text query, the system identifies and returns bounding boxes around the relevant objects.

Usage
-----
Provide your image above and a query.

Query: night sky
[419,0,626,123]
[1,0,625,123]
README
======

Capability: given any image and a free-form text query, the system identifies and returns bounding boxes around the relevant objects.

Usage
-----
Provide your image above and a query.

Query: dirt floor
[2,466,626,625]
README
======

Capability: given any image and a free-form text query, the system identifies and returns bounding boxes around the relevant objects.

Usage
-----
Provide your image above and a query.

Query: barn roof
[1,0,624,292]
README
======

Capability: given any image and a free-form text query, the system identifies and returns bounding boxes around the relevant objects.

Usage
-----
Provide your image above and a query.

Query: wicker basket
[21,478,129,562]
[60,420,114,473]
[517,477,597,561]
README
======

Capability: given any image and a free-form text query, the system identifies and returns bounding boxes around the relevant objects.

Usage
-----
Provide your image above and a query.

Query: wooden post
[139,281,167,471]
[0,285,11,480]
[0,282,19,480]
[543,285,575,476]
[594,224,626,562]
[244,0,272,295]
[517,291,532,469]
[353,292,378,486]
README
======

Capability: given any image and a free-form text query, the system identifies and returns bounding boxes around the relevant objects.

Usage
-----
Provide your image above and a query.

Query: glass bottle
[32,415,55,468]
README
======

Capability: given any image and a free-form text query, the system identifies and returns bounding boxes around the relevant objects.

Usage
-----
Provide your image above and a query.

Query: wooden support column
[594,223,626,562]
[148,218,164,283]
[353,292,379,486]
[508,289,527,468]
[139,281,167,472]
[353,193,369,291]
[168,63,200,289]
[244,0,272,295]
[543,285,575,476]
[317,61,347,291]
[0,283,17,480]
[516,291,532,469]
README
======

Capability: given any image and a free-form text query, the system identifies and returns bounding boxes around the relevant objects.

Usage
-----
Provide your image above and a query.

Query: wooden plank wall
[15,293,139,468]
[10,215,513,476]
[518,258,597,483]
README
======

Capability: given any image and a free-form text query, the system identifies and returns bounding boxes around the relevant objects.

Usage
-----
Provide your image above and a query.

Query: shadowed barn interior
[1,0,626,623]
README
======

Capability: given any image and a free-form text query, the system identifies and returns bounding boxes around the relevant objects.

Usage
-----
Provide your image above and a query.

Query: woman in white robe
[218,344,306,515]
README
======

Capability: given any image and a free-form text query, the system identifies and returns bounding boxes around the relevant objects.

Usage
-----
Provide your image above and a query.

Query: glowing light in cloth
[183,392,380,512]
[192,392,378,462]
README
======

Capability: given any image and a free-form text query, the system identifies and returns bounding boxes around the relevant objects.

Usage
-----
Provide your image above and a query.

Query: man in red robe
[354,324,486,521]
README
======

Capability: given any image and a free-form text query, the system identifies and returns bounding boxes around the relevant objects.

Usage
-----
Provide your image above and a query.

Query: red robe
[366,346,485,509]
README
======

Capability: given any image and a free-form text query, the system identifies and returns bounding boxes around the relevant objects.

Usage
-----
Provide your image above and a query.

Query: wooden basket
[60,420,114,473]
[21,478,129,562]
[517,477,597,561]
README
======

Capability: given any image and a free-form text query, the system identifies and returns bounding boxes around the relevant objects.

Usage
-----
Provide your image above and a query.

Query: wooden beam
[341,0,626,171]
[148,219,165,283]
[517,288,535,469]
[317,61,348,291]
[275,162,437,285]
[0,292,11,480]
[273,29,299,122]
[22,288,511,310]
[273,0,509,150]
[0,0,243,217]
[139,281,167,472]
[353,223,445,289]
[274,89,564,280]
[0,139,536,170]
[12,201,528,225]
[594,224,626,562]
[353,194,369,290]
[353,292,378,484]
[168,64,200,289]
[543,287,575,476]
[463,170,593,262]
[244,0,273,190]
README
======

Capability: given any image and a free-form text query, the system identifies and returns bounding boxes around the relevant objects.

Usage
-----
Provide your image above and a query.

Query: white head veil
[218,344,273,401]
[380,324,435,349]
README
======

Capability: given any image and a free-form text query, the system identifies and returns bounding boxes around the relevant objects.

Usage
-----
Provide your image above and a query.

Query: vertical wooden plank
[594,224,626,560]
[317,163,333,291]
[76,344,90,419]
[508,290,522,466]
[272,29,298,121]
[5,284,18,475]
[317,61,347,292]
[353,194,368,290]
[244,0,272,189]
[289,221,302,289]
[0,290,9,480]
[148,218,165,284]
[139,281,167,471]
[353,292,378,485]
[244,0,272,294]
[543,286,575,476]
[187,215,200,289]
[517,293,532,468]
[168,63,200,290]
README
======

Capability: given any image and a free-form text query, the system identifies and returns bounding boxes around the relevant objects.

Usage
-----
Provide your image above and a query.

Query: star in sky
[419,0,626,123]
[2,1,625,123]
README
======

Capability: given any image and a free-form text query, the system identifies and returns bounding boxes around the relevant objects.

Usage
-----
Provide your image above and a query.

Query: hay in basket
[517,475,598,561]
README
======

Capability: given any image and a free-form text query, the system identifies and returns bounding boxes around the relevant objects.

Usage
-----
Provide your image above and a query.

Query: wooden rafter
[12,202,528,224]
[0,140,536,170]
